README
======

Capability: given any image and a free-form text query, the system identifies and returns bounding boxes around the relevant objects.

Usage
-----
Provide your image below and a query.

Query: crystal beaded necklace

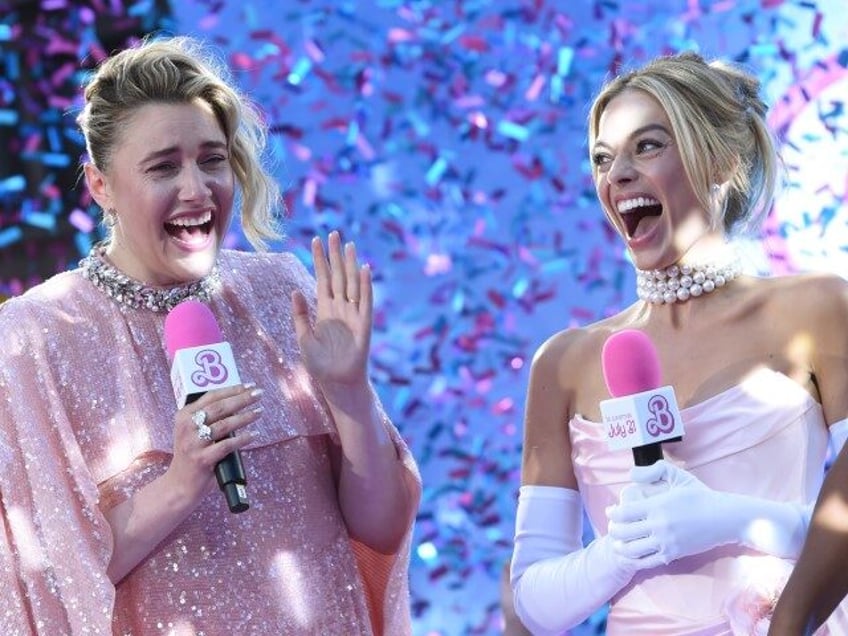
[636,257,742,305]
[80,244,220,312]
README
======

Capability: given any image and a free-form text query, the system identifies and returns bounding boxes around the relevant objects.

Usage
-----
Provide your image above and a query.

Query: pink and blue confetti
[2,1,847,633]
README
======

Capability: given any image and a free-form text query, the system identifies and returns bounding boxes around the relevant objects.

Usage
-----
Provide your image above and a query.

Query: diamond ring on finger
[192,409,213,442]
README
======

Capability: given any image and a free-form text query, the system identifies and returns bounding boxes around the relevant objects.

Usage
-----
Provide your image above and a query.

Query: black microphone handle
[186,392,250,513]
[631,443,664,466]
[631,435,684,466]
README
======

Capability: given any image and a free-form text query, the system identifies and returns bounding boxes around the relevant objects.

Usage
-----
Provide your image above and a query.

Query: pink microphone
[164,300,250,513]
[602,329,662,398]
[600,329,684,466]
[164,300,223,361]
[165,301,241,406]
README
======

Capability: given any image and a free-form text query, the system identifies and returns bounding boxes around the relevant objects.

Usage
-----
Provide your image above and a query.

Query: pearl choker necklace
[636,258,741,305]
[80,244,220,312]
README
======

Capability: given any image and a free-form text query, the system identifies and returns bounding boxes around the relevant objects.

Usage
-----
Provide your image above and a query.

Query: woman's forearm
[771,450,848,634]
[325,382,419,554]
[104,473,200,584]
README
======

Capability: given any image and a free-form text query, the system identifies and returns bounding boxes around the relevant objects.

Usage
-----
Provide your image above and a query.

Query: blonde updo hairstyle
[588,51,780,235]
[77,36,280,249]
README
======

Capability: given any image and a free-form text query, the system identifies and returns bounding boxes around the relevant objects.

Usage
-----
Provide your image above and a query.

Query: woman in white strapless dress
[509,51,848,635]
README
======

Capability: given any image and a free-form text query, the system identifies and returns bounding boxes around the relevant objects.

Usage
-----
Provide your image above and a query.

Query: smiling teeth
[169,211,212,227]
[617,197,659,213]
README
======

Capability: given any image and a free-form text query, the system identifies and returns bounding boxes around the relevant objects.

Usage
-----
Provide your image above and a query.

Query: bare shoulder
[529,313,633,408]
[766,270,848,293]
[523,318,623,487]
[765,271,848,322]
[531,327,585,375]
[529,321,612,387]
[767,272,848,422]
[741,273,848,373]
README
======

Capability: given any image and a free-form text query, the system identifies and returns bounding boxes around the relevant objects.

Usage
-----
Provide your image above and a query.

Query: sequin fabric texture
[0,250,420,635]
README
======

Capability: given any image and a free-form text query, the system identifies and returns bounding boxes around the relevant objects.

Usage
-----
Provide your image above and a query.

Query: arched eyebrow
[593,123,672,151]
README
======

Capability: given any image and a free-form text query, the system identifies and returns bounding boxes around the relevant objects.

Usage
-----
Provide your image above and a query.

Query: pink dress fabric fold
[570,368,848,635]
[0,249,420,636]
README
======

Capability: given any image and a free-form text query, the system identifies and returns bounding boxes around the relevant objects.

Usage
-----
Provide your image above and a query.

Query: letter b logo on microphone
[191,349,230,387]
[600,386,684,451]
[646,394,676,437]
[171,342,242,407]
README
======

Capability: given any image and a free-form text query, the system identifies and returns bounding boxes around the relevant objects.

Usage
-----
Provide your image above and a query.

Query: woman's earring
[104,208,117,228]
[710,183,728,230]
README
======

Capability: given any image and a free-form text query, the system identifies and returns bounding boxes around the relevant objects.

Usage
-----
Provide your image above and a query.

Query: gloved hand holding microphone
[602,330,810,568]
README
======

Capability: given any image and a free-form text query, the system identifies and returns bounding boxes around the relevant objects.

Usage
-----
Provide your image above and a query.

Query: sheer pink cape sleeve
[0,289,115,634]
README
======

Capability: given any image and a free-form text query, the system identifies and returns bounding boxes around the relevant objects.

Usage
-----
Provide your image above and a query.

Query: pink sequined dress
[0,249,420,636]
[570,367,848,635]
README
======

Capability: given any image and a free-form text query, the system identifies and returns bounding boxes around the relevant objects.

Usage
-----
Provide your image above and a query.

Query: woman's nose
[606,153,637,185]
[179,164,210,201]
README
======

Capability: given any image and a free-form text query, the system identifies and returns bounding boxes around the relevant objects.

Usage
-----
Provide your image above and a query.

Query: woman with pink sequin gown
[0,36,420,635]
[509,52,848,635]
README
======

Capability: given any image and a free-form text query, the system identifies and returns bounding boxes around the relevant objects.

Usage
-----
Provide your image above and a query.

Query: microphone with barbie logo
[165,300,249,513]
[600,329,684,466]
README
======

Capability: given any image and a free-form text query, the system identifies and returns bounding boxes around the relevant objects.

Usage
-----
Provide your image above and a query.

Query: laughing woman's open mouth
[164,211,215,248]
[618,196,662,239]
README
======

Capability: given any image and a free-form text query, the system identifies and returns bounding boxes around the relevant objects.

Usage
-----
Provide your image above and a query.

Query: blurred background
[1,0,846,633]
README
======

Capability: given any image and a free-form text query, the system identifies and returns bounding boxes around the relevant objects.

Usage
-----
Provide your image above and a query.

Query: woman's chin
[169,251,218,283]
[629,249,669,272]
